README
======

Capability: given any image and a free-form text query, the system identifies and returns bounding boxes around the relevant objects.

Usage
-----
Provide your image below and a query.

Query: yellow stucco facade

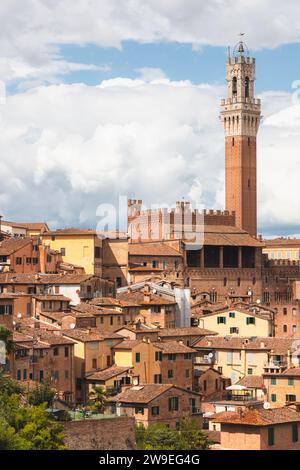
[197,309,271,337]
[42,232,103,275]
[206,348,269,384]
[263,246,300,261]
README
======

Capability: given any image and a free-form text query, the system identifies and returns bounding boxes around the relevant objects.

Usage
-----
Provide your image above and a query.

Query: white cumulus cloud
[1,1,300,82]
[0,75,299,235]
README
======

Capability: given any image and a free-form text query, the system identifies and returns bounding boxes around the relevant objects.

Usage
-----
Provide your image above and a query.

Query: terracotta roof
[153,341,196,354]
[129,243,182,257]
[13,330,74,346]
[86,366,133,381]
[158,327,217,338]
[113,340,142,350]
[13,331,34,343]
[264,238,300,248]
[34,295,71,302]
[62,329,105,342]
[183,225,263,247]
[100,331,125,340]
[109,384,199,404]
[2,221,48,231]
[236,375,265,389]
[117,291,176,306]
[115,324,159,334]
[90,297,139,308]
[213,407,300,426]
[43,228,97,236]
[0,238,32,256]
[0,273,96,284]
[39,311,73,321]
[268,368,300,377]
[194,336,296,354]
[71,303,123,316]
[2,220,28,229]
[32,330,75,346]
[108,384,174,404]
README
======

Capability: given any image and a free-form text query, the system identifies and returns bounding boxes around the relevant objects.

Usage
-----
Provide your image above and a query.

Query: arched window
[245,77,249,98]
[232,77,237,96]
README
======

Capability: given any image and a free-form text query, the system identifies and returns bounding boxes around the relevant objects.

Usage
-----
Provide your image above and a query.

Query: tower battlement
[127,199,236,243]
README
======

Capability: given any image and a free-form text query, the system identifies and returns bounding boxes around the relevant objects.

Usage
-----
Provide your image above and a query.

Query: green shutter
[268,427,274,446]
[292,424,298,443]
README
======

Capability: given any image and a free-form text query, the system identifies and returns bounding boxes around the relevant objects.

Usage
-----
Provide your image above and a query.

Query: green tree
[0,416,30,450]
[136,421,211,451]
[28,381,56,407]
[88,386,107,412]
[0,374,66,450]
[0,370,23,396]
[179,419,212,450]
[136,423,184,450]
[16,405,65,450]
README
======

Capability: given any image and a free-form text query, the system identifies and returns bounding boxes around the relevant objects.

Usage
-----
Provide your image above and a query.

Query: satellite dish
[208,353,214,358]
[263,401,271,410]
[70,323,76,329]
[152,289,157,294]
[257,299,261,304]
[17,313,22,319]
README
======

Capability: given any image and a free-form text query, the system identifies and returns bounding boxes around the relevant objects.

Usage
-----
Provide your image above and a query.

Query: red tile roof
[158,327,217,338]
[129,243,182,257]
[43,228,97,236]
[34,295,71,302]
[0,273,97,284]
[109,384,199,404]
[113,340,142,350]
[153,341,196,354]
[183,225,263,247]
[213,407,300,426]
[108,384,174,404]
[62,329,105,342]
[90,297,139,308]
[194,336,296,354]
[117,291,176,306]
[264,238,300,247]
[0,238,32,256]
[236,375,265,389]
[86,366,133,381]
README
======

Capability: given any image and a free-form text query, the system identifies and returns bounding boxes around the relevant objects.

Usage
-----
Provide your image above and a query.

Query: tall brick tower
[220,41,261,237]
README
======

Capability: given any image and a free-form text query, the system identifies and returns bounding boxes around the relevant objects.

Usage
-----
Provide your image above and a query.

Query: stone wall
[63,416,136,450]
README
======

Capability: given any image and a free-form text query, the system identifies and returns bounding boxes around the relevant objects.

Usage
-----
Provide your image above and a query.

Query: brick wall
[63,416,136,450]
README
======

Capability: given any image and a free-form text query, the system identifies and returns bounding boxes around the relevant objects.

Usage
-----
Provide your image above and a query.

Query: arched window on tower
[232,77,237,96]
[245,77,250,98]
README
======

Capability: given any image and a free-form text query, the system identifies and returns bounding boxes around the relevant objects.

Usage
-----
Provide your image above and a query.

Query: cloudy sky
[1,0,300,236]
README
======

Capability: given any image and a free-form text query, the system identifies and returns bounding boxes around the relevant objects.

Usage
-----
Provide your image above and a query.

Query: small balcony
[194,356,215,365]
[263,360,287,374]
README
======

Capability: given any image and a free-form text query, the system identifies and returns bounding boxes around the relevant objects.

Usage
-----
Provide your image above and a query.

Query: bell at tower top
[220,39,261,136]
[232,38,249,57]
[227,36,254,65]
